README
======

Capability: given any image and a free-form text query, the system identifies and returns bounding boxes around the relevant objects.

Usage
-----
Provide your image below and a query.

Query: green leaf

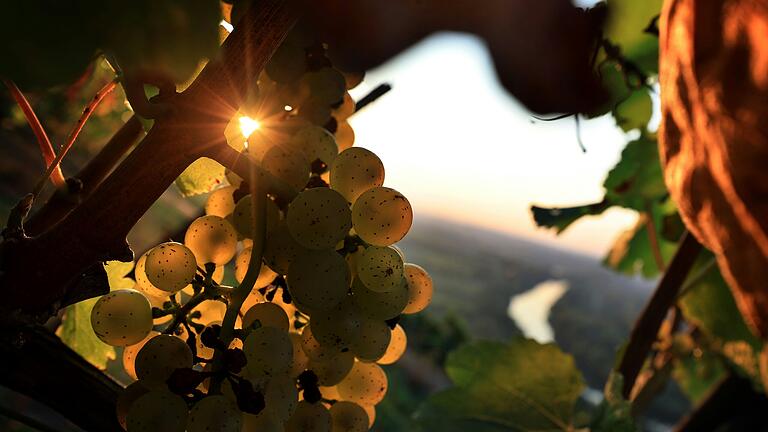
[416,339,585,431]
[613,90,652,132]
[590,372,638,432]
[176,157,227,197]
[604,0,662,73]
[672,344,726,404]
[104,260,135,290]
[531,200,610,234]
[603,136,667,212]
[59,299,116,370]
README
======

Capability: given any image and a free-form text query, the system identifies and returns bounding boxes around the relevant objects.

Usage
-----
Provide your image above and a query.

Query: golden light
[239,116,261,139]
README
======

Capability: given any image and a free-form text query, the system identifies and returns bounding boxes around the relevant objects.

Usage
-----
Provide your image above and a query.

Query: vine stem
[2,79,66,188]
[618,230,701,398]
[31,79,117,197]
[644,202,667,272]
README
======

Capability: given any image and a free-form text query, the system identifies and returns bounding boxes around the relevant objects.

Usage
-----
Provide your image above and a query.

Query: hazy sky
[347,33,641,257]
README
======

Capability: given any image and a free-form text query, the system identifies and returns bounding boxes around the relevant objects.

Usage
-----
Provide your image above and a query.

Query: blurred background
[0,31,687,431]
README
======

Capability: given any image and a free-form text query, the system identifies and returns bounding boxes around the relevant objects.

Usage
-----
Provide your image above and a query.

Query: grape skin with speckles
[310,349,354,386]
[330,401,369,432]
[263,145,310,192]
[351,187,412,247]
[185,215,238,265]
[144,242,197,293]
[235,247,278,288]
[287,249,350,312]
[286,401,332,432]
[330,147,384,204]
[402,263,433,314]
[310,299,362,350]
[335,121,355,152]
[337,361,388,406]
[127,390,187,432]
[242,302,290,331]
[355,246,403,293]
[378,325,407,365]
[135,335,193,390]
[351,277,408,320]
[232,195,281,239]
[287,188,352,250]
[289,125,339,168]
[123,330,159,380]
[205,185,237,218]
[116,382,148,430]
[264,222,308,274]
[244,326,293,376]
[350,319,391,362]
[187,395,241,432]
[90,289,153,347]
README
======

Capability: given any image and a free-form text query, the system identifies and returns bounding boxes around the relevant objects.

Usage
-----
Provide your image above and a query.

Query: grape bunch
[90,22,433,432]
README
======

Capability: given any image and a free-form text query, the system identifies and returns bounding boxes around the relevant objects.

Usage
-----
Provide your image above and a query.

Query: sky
[346,32,642,257]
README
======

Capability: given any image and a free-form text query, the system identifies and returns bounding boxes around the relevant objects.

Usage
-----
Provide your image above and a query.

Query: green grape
[355,246,403,292]
[335,121,355,152]
[378,325,407,365]
[309,349,354,386]
[332,93,355,121]
[135,335,193,390]
[310,300,362,350]
[243,302,290,331]
[134,254,173,299]
[288,125,339,168]
[144,242,197,293]
[351,277,408,320]
[123,331,160,380]
[303,68,346,105]
[301,325,341,362]
[330,401,369,432]
[287,249,350,312]
[336,361,388,405]
[205,186,237,218]
[361,404,375,428]
[244,326,293,376]
[187,395,241,432]
[286,401,332,432]
[263,144,311,192]
[116,381,149,430]
[351,187,412,246]
[298,97,333,126]
[402,263,433,314]
[350,319,391,362]
[242,411,284,432]
[126,390,187,432]
[90,289,153,347]
[291,332,310,376]
[264,374,299,421]
[192,299,227,326]
[185,215,238,265]
[235,247,278,288]
[329,147,384,204]
[264,222,308,274]
[287,188,352,250]
[389,245,406,262]
[232,195,281,239]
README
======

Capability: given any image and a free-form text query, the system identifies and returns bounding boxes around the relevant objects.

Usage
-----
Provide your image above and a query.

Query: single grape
[356,246,403,292]
[123,330,160,380]
[389,245,406,262]
[90,289,153,347]
[116,381,149,430]
[235,247,278,288]
[287,188,352,250]
[334,121,355,152]
[298,97,333,126]
[303,68,346,105]
[288,125,339,168]
[329,147,384,204]
[351,187,412,246]
[342,71,365,90]
[286,401,332,432]
[232,195,281,239]
[187,395,241,432]
[330,401,369,432]
[336,361,388,405]
[378,325,407,365]
[135,335,193,390]
[144,242,197,293]
[287,249,350,312]
[134,254,171,299]
[332,93,355,121]
[244,326,293,376]
[242,302,290,331]
[350,319,391,362]
[351,277,408,320]
[318,385,341,401]
[300,325,341,362]
[205,186,237,218]
[291,332,310,376]
[264,374,299,421]
[185,215,238,265]
[264,222,308,274]
[310,300,362,350]
[402,263,433,314]
[126,390,187,432]
[309,349,354,386]
[263,144,310,192]
[361,404,376,428]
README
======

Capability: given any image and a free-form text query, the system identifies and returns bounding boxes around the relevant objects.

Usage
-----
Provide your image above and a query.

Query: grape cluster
[91,24,433,432]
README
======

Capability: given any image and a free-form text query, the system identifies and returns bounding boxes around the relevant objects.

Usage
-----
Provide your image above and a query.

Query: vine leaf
[530,200,610,234]
[175,157,227,197]
[590,372,638,432]
[604,0,663,73]
[613,90,652,132]
[415,339,585,431]
[603,136,666,212]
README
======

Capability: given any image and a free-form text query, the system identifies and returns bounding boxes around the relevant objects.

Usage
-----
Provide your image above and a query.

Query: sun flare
[239,116,261,139]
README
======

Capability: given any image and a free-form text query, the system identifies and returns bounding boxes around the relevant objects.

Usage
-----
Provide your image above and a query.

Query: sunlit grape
[332,93,355,121]
[301,325,341,363]
[263,145,310,192]
[287,188,352,250]
[205,186,237,218]
[330,147,384,204]
[361,404,376,428]
[378,325,407,365]
[356,246,403,292]
[185,215,238,265]
[187,395,241,432]
[242,302,290,331]
[135,335,193,389]
[351,187,412,246]
[144,242,197,293]
[351,277,408,321]
[288,125,339,168]
[310,300,362,350]
[123,330,159,380]
[244,326,293,376]
[402,263,433,314]
[336,361,387,405]
[350,319,391,362]
[134,254,172,299]
[287,249,350,312]
[310,349,354,386]
[335,121,355,152]
[90,289,153,347]
[235,247,278,288]
[330,401,369,432]
[232,195,281,239]
[264,222,308,274]
[286,401,332,432]
[127,390,187,432]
